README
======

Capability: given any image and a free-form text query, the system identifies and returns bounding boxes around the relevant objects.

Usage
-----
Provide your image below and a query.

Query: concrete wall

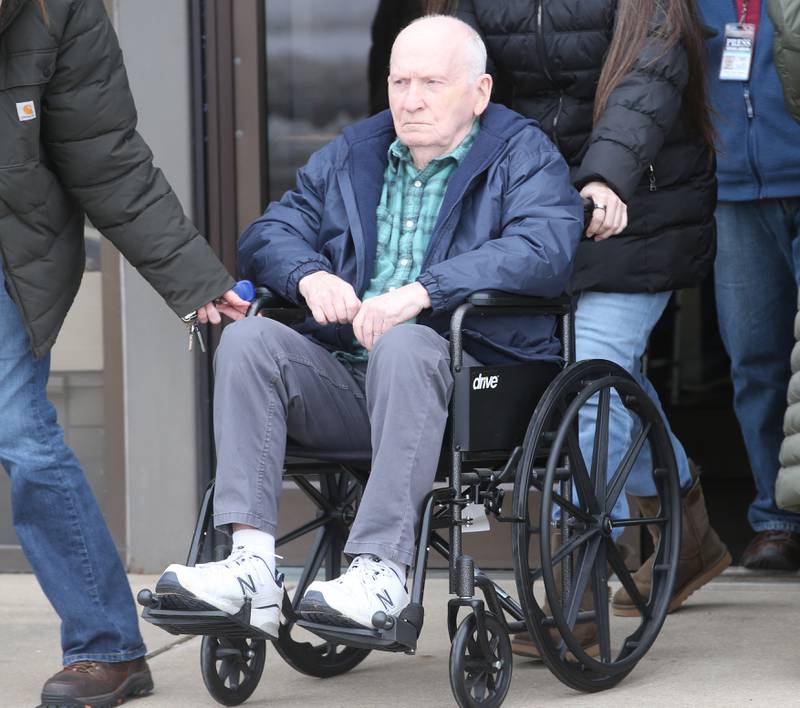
[112,0,201,572]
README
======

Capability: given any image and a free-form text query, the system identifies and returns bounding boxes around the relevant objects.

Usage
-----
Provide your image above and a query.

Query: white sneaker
[156,546,283,637]
[298,555,409,629]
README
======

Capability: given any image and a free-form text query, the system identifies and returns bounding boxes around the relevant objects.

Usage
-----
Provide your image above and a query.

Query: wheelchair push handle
[581,196,594,228]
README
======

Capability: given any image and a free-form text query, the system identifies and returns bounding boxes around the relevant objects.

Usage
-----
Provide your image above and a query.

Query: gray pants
[212,318,477,566]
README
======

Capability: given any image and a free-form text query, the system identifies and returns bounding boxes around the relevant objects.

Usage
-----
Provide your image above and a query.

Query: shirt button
[405,219,415,229]
[414,180,422,188]
[399,258,410,266]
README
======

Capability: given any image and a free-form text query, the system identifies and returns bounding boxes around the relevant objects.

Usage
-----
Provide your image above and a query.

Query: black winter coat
[456,0,716,293]
[0,0,234,357]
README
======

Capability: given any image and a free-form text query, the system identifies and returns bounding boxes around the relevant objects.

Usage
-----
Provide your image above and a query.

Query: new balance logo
[472,373,499,390]
[375,588,394,610]
[238,574,257,595]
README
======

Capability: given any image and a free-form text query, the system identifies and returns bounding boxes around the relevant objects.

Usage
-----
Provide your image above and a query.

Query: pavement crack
[146,634,197,660]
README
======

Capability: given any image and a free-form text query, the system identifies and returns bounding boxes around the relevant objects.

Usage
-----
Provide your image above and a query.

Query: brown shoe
[741,531,800,571]
[612,464,731,617]
[512,528,601,661]
[41,657,153,708]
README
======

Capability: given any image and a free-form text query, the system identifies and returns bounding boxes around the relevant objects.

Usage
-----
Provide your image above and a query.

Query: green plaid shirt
[340,120,479,361]
[364,119,479,302]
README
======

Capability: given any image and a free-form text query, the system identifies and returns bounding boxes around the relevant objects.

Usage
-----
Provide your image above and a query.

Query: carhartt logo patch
[16,101,36,121]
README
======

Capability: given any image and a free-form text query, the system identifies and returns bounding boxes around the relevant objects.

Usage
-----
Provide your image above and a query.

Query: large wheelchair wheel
[201,635,266,706]
[272,467,371,678]
[512,360,681,692]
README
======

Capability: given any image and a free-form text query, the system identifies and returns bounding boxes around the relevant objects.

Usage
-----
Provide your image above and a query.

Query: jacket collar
[342,104,529,276]
[0,0,30,38]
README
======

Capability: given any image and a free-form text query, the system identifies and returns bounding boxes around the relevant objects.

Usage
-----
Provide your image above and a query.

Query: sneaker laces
[197,546,282,572]
[344,555,399,592]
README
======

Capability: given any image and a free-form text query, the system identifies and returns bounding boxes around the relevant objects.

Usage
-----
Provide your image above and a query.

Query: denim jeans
[575,291,693,529]
[0,265,146,665]
[714,199,800,534]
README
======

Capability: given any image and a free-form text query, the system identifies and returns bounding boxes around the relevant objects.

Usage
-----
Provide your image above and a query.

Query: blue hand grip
[233,279,256,302]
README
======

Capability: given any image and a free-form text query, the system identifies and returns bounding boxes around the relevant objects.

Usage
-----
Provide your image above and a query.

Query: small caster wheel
[201,635,266,706]
[449,613,512,708]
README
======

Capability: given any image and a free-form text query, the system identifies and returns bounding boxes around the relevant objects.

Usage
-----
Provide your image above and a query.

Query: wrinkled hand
[298,271,362,325]
[353,282,431,351]
[197,289,250,324]
[580,181,628,241]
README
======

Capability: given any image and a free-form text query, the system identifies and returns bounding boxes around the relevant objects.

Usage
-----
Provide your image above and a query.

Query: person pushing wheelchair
[156,15,583,635]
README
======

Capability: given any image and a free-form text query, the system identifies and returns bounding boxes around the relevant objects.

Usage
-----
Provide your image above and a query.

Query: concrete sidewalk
[1,570,798,708]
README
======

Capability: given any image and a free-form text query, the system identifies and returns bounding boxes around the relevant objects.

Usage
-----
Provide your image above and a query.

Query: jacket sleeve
[417,145,583,314]
[238,141,338,304]
[41,0,233,316]
[573,17,690,202]
[767,0,800,124]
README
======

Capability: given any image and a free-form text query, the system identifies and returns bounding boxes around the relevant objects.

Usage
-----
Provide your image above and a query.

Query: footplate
[296,603,423,653]
[137,588,272,641]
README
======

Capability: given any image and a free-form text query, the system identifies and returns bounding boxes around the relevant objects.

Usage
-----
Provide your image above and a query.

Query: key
[191,320,206,353]
[181,312,206,353]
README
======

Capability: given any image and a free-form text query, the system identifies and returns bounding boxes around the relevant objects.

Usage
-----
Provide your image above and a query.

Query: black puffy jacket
[0,0,234,357]
[456,0,716,293]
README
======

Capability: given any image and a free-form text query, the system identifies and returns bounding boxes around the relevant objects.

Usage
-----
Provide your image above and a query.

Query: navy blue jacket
[239,103,582,364]
[701,1,800,201]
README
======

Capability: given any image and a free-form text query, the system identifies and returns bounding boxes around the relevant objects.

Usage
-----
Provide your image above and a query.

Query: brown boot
[41,657,153,708]
[512,529,600,660]
[612,464,731,617]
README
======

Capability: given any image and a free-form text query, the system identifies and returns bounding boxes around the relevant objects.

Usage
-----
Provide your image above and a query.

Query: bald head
[393,15,487,82]
[388,15,492,170]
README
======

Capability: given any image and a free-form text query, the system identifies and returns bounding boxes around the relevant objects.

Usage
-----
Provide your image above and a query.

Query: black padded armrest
[467,290,572,315]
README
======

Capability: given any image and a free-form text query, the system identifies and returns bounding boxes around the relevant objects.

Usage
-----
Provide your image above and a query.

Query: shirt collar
[388,118,481,171]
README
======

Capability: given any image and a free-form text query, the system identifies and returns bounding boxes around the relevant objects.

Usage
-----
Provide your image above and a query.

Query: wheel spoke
[564,421,600,513]
[217,658,233,685]
[610,516,666,529]
[593,540,612,663]
[590,386,611,501]
[565,536,601,630]
[607,542,650,618]
[227,668,241,690]
[550,526,600,571]
[549,490,595,524]
[605,422,651,512]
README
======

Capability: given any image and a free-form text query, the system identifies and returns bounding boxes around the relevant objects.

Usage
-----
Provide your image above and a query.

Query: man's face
[388,26,489,157]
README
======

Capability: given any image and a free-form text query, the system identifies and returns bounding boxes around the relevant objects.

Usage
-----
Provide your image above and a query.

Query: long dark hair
[594,0,714,149]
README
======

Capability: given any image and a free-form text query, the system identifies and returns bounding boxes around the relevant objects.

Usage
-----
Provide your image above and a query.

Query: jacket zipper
[742,86,764,196]
[534,0,564,150]
[730,0,764,195]
[648,164,657,192]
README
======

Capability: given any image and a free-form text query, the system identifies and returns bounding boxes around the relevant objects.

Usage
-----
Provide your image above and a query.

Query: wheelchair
[138,275,682,707]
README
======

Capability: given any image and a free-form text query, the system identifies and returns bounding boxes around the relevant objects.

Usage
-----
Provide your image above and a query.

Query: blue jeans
[575,291,693,529]
[0,267,146,665]
[714,199,800,534]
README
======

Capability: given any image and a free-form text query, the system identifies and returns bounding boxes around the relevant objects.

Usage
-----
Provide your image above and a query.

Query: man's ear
[474,73,493,115]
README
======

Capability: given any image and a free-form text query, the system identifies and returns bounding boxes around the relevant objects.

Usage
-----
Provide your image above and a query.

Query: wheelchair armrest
[247,286,306,322]
[467,290,572,315]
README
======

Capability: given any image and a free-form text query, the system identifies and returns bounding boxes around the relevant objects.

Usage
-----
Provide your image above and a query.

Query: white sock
[233,529,276,575]
[374,556,407,584]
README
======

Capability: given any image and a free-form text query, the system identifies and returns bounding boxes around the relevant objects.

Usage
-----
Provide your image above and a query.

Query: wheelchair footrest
[137,588,271,641]
[297,603,423,653]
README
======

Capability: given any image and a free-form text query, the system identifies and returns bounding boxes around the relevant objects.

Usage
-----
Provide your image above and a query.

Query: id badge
[719,23,756,81]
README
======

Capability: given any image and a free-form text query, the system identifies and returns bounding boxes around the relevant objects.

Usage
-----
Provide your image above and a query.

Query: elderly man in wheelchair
[144,15,683,707]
